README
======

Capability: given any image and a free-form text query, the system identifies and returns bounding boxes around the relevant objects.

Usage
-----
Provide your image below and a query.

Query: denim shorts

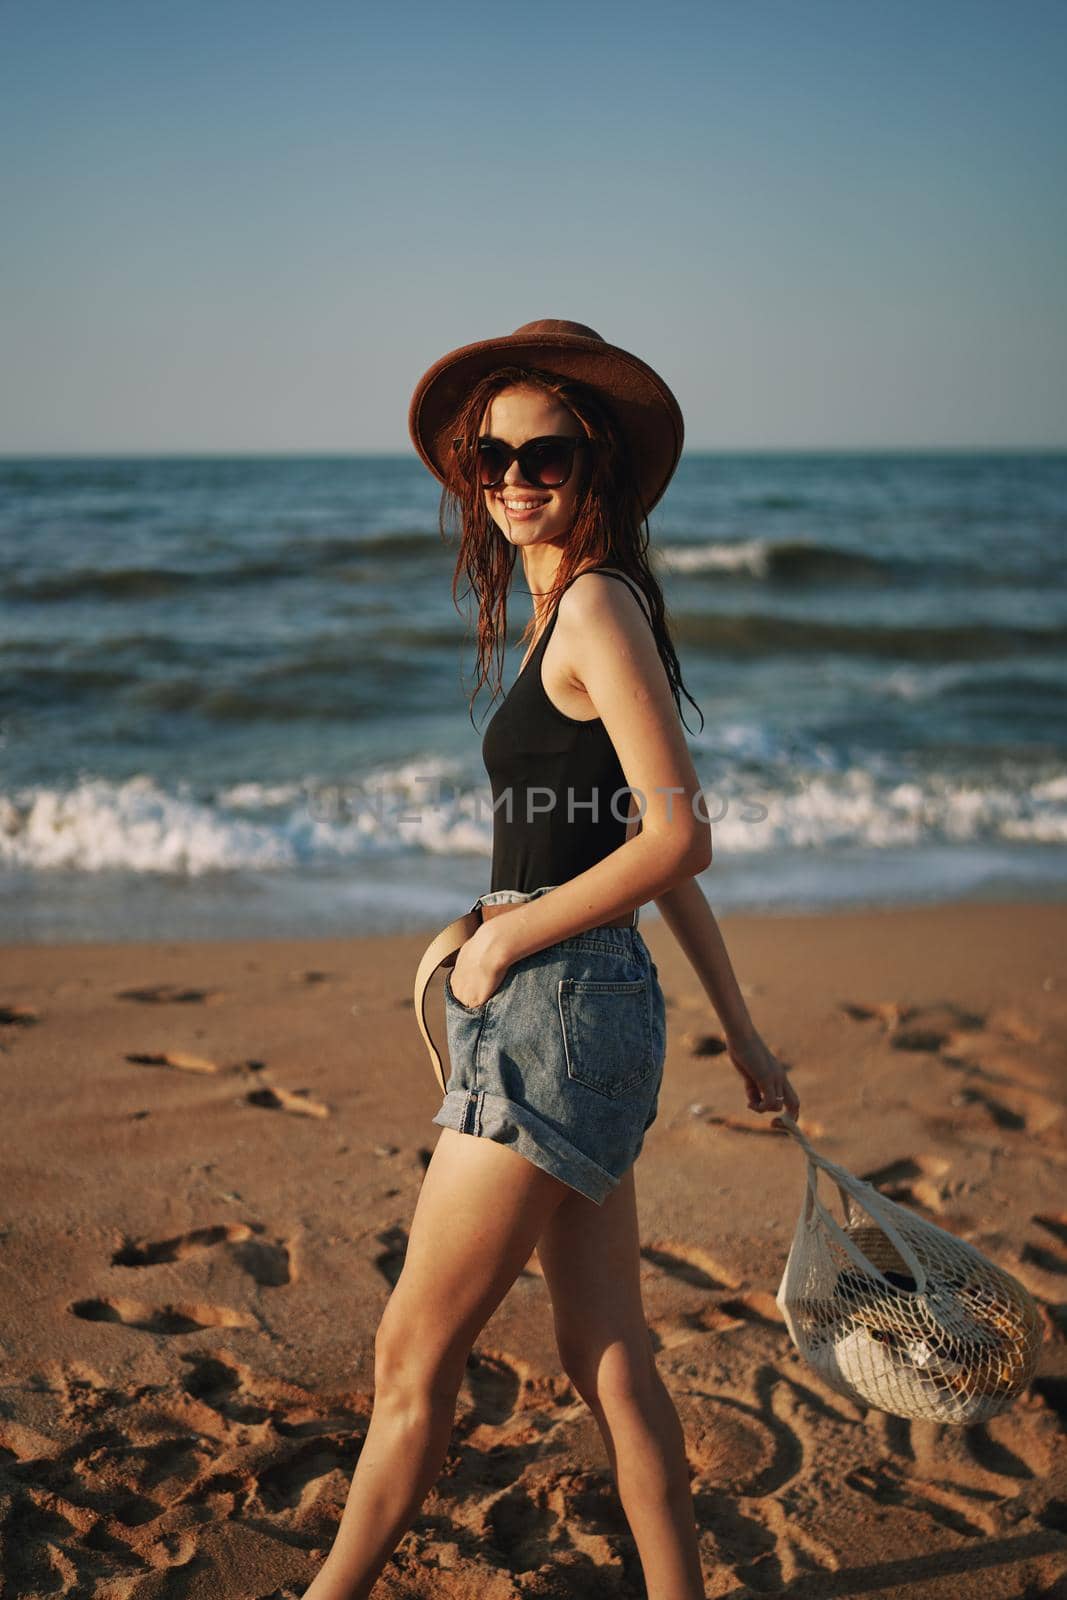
[431,885,667,1204]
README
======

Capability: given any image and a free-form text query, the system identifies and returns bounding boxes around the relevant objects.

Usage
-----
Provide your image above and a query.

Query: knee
[374,1307,467,1409]
[557,1333,658,1409]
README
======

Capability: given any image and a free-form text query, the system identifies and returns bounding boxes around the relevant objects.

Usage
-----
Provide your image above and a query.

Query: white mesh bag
[774,1114,1044,1423]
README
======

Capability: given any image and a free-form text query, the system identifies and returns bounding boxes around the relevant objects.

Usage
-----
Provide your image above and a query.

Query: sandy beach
[1,898,1065,1598]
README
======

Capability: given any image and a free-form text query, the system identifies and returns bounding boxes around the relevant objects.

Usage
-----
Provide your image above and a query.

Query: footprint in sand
[0,1350,364,1592]
[683,1031,729,1057]
[963,1418,1042,1482]
[1021,1241,1067,1277]
[442,1349,598,1518]
[256,1434,362,1511]
[859,1152,955,1216]
[183,1352,277,1424]
[985,1006,1045,1046]
[113,1221,254,1264]
[112,1222,293,1286]
[649,1294,784,1352]
[842,997,1065,1143]
[677,1387,796,1499]
[182,1351,367,1433]
[126,1049,272,1078]
[955,1082,1064,1137]
[117,983,224,1003]
[686,1104,822,1137]
[246,1085,330,1118]
[126,1048,220,1073]
[840,998,984,1050]
[1036,1302,1067,1344]
[875,1384,1064,1484]
[461,1349,523,1428]
[663,1359,857,1597]
[233,1235,294,1287]
[1015,1212,1067,1321]
[716,1292,784,1326]
[840,997,1051,1077]
[483,1478,567,1575]
[1033,1211,1067,1248]
[641,1240,785,1351]
[374,1346,588,1566]
[460,1448,647,1580]
[0,1002,39,1026]
[682,1026,797,1077]
[642,1239,741,1291]
[843,1460,1001,1538]
[840,998,1034,1070]
[1032,1375,1067,1430]
[69,1295,255,1333]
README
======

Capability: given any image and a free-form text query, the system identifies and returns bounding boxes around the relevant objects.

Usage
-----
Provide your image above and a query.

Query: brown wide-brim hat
[408,318,684,516]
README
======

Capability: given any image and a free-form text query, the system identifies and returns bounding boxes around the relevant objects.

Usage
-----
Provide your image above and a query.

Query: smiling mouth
[498,496,550,511]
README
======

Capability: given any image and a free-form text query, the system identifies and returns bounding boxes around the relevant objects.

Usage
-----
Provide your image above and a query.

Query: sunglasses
[453,433,592,490]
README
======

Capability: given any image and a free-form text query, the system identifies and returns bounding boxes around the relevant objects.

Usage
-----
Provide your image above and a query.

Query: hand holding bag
[412,898,484,1095]
[774,1112,1044,1423]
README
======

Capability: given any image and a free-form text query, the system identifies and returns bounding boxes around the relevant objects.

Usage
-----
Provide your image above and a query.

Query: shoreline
[6,838,1067,949]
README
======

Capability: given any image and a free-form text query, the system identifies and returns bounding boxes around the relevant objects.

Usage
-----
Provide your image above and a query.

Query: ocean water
[1,451,1065,943]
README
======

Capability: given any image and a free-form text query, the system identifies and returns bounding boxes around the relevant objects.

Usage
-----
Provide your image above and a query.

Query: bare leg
[302,1127,572,1599]
[536,1165,707,1600]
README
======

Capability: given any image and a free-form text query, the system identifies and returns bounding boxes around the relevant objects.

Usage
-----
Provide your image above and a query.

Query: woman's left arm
[652,873,757,1044]
[653,873,801,1119]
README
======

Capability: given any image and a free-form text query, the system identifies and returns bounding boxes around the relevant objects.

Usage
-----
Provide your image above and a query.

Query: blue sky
[2,0,1065,452]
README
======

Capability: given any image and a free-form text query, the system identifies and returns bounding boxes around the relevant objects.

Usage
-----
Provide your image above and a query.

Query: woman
[303,321,800,1600]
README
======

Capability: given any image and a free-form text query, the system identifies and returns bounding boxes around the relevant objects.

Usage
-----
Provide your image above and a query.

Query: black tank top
[481,568,652,894]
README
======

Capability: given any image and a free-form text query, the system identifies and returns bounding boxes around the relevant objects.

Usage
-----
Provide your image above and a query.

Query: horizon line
[2,444,1066,461]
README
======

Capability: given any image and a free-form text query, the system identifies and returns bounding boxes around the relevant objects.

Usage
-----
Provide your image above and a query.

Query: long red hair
[438,364,703,735]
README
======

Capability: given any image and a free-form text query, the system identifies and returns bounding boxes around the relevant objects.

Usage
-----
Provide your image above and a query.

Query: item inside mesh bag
[774,1118,1044,1423]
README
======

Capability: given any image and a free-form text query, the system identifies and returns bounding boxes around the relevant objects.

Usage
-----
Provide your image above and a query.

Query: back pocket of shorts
[558,978,655,1099]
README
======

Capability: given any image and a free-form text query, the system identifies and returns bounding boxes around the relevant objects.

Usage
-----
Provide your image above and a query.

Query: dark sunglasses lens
[523,441,575,487]
[476,443,511,486]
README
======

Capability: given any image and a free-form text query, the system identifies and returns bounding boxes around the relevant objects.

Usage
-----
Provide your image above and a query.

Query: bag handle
[778,1111,929,1295]
[412,900,484,1095]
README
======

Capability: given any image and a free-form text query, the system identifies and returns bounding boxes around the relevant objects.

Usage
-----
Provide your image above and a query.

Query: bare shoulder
[558,566,655,632]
